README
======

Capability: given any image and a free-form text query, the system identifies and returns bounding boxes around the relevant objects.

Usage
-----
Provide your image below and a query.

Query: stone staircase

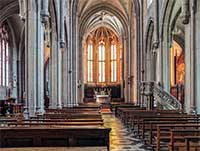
[140,81,182,111]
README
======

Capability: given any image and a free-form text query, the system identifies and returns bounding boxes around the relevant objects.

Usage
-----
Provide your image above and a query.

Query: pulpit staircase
[140,81,182,111]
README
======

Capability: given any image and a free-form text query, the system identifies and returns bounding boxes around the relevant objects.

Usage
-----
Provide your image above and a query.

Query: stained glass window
[98,40,105,82]
[87,41,93,82]
[0,23,9,87]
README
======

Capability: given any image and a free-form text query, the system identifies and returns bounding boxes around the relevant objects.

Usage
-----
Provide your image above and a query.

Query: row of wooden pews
[0,104,111,150]
[116,106,200,151]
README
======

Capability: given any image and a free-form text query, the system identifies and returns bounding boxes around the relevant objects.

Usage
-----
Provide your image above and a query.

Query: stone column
[195,1,200,114]
[123,36,129,103]
[68,6,79,107]
[50,22,58,108]
[65,3,73,107]
[189,0,197,114]
[77,36,84,104]
[162,39,170,92]
[154,0,161,83]
[24,0,45,117]
[36,20,45,115]
[50,0,62,109]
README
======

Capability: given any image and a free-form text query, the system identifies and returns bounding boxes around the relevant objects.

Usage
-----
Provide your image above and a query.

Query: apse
[81,10,125,103]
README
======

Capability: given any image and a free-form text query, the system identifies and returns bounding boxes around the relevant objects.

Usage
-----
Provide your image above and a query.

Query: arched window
[87,41,93,82]
[0,23,9,87]
[111,41,117,82]
[98,40,105,82]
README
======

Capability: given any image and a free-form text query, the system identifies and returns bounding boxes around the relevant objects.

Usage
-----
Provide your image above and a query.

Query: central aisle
[102,114,152,151]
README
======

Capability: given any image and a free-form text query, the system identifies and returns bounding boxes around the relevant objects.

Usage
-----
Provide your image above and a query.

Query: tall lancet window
[87,41,93,82]
[98,40,105,82]
[111,41,117,82]
[0,23,9,87]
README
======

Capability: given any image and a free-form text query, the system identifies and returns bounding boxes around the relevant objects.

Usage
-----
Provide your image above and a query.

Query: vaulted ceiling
[0,0,16,10]
[78,0,134,39]
[77,0,132,18]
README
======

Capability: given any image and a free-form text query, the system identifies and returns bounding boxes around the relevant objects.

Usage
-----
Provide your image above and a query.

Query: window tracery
[0,23,9,87]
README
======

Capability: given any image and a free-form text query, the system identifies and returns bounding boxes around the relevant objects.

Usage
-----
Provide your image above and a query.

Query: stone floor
[103,113,152,151]
[1,113,152,151]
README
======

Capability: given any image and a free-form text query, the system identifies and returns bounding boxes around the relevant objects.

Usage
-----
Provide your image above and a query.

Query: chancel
[0,0,200,151]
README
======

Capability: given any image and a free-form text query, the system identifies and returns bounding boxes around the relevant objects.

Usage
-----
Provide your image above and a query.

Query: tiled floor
[103,114,152,151]
[1,113,152,151]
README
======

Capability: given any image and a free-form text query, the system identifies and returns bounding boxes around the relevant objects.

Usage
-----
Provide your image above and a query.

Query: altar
[94,88,111,104]
[96,94,111,103]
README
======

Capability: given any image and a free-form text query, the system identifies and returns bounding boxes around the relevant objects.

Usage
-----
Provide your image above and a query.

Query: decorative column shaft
[41,0,49,17]
[190,0,197,114]
[24,0,45,118]
[153,0,159,48]
[19,0,26,20]
[60,0,65,48]
[182,0,190,24]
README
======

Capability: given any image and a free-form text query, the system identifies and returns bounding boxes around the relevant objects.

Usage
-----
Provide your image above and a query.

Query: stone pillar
[24,0,45,117]
[50,0,62,109]
[195,1,200,114]
[154,0,161,83]
[50,23,58,108]
[189,0,197,114]
[77,36,84,104]
[162,40,170,92]
[36,21,45,115]
[68,6,79,107]
[123,36,129,103]
[65,3,73,107]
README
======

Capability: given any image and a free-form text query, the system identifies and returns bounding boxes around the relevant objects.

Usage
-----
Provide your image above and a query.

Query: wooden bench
[146,121,199,145]
[168,129,200,151]
[156,124,200,151]
[5,121,104,127]
[185,136,200,151]
[138,117,199,141]
[117,109,182,124]
[0,126,111,150]
[0,106,111,150]
[46,108,101,113]
[43,112,102,120]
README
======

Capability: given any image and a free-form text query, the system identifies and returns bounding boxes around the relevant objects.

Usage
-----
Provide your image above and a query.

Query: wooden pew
[23,118,104,123]
[123,110,185,126]
[117,109,182,124]
[0,106,111,150]
[0,126,111,150]
[139,117,198,141]
[5,121,104,126]
[156,124,200,151]
[112,103,138,115]
[43,112,102,120]
[46,108,101,113]
[168,129,200,151]
[146,121,199,145]
[185,136,200,151]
